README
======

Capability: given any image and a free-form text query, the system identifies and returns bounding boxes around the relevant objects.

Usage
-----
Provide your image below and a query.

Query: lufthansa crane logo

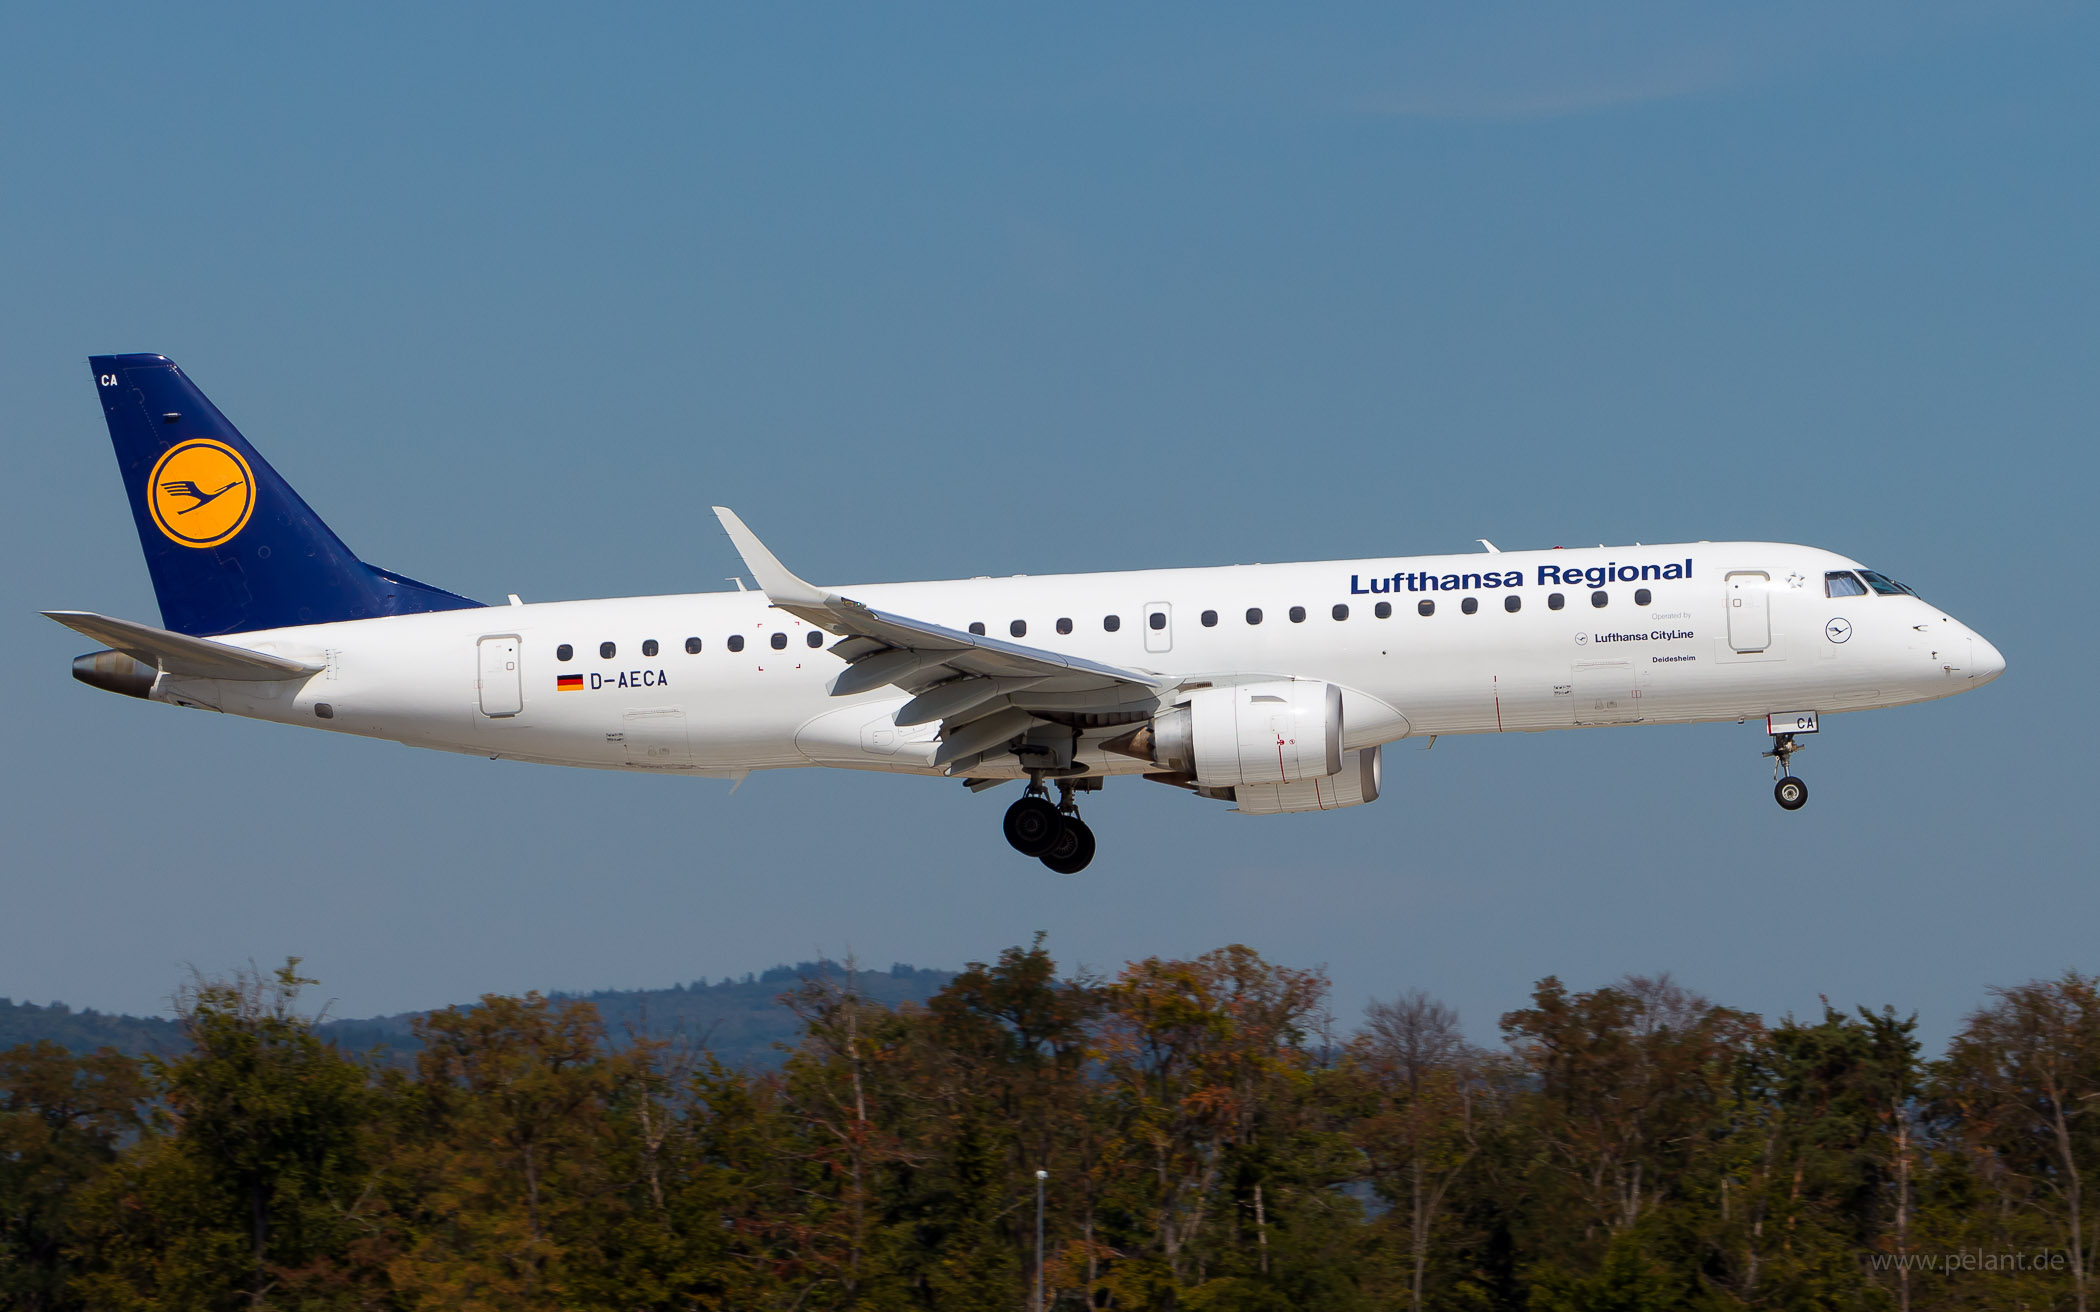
[148,439,255,548]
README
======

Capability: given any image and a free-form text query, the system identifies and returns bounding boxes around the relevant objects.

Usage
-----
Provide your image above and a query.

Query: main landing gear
[1002,778,1097,873]
[1766,732,1809,811]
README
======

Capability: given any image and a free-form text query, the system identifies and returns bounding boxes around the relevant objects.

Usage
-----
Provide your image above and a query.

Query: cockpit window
[1825,570,1869,598]
[1857,570,1917,598]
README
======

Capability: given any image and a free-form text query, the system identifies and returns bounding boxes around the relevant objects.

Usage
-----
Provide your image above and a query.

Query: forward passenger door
[1726,572,1771,653]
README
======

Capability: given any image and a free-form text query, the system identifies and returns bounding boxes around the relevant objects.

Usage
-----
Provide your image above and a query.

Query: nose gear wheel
[1764,732,1809,811]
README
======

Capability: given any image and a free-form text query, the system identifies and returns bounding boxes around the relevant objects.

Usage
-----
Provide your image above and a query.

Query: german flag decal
[556,674,584,691]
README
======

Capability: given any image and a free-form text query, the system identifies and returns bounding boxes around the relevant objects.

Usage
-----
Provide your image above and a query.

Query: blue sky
[3,3,2092,1048]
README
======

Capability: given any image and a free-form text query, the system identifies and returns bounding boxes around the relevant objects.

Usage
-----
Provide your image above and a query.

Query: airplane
[53,354,2005,874]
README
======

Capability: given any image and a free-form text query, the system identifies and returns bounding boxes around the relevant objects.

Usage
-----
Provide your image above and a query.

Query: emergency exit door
[1143,602,1173,653]
[1725,573,1770,653]
[477,635,523,717]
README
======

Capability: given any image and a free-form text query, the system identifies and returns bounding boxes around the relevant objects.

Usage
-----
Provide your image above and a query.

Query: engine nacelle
[1111,680,1343,788]
[1234,747,1382,814]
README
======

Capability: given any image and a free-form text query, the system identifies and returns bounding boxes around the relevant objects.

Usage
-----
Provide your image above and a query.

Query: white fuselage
[144,542,2003,782]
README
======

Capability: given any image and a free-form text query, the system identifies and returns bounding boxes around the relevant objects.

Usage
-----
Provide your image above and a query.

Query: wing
[161,480,204,497]
[714,507,1173,774]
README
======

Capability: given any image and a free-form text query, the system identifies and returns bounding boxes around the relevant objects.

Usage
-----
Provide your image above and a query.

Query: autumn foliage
[3,948,2097,1310]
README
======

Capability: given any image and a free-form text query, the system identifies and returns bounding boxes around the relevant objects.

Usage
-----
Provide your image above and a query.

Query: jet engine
[1105,680,1343,787]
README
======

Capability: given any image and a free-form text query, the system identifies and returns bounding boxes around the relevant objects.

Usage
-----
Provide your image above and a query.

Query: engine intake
[1107,680,1342,787]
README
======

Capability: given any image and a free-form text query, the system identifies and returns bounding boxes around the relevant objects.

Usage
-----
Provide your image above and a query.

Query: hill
[1,961,956,1071]
[0,996,187,1058]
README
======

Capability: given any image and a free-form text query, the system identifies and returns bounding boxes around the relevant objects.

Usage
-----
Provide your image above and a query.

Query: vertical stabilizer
[90,354,481,636]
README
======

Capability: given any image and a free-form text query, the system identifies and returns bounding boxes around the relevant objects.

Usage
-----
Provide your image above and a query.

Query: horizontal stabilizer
[42,610,323,681]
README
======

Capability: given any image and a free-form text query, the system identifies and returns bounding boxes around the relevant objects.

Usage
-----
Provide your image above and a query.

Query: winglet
[711,507,835,608]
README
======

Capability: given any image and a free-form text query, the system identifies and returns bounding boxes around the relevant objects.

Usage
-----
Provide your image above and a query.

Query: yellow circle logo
[148,439,256,548]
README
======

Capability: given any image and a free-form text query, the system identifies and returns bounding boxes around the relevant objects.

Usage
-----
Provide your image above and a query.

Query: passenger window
[642,639,659,657]
[1010,620,1027,638]
[1289,606,1307,623]
[1548,593,1565,611]
[1332,604,1349,621]
[1201,609,1218,627]
[1149,612,1166,630]
[1056,617,1072,635]
[727,634,745,653]
[806,631,823,648]
[969,622,986,636]
[1634,588,1652,606]
[1246,608,1264,625]
[600,641,616,659]
[684,637,701,654]
[1504,595,1521,613]
[1591,591,1609,608]
[770,631,788,650]
[1104,615,1121,632]
[1374,601,1392,619]
[1418,600,1434,617]
[1826,571,1869,598]
[556,643,573,662]
[1461,597,1479,615]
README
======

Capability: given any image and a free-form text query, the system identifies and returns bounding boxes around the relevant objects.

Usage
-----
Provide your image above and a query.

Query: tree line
[2,942,2095,1310]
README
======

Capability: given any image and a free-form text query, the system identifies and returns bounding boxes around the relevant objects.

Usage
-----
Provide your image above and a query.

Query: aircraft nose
[1970,631,2006,685]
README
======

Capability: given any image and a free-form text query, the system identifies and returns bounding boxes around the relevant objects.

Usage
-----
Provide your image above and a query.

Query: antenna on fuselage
[1477,539,1500,553]
[729,577,748,592]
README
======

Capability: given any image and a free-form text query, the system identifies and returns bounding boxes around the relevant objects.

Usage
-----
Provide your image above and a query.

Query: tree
[769,960,928,1309]
[1352,991,1493,1312]
[915,935,1102,1309]
[1704,1003,1925,1309]
[1938,972,2100,1312]
[556,1027,760,1312]
[384,992,619,1309]
[1498,974,1760,1302]
[1093,944,1339,1305]
[66,959,376,1311]
[0,1042,147,1312]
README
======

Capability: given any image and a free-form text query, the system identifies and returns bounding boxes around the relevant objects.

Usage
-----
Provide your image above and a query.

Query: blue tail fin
[90,354,483,637]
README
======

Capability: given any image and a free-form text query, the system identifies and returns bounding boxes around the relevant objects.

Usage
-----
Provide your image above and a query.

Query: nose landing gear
[1766,732,1809,811]
[1000,776,1098,873]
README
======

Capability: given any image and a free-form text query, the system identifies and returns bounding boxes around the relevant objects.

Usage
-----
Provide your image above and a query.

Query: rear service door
[477,635,522,717]
[1726,573,1771,653]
